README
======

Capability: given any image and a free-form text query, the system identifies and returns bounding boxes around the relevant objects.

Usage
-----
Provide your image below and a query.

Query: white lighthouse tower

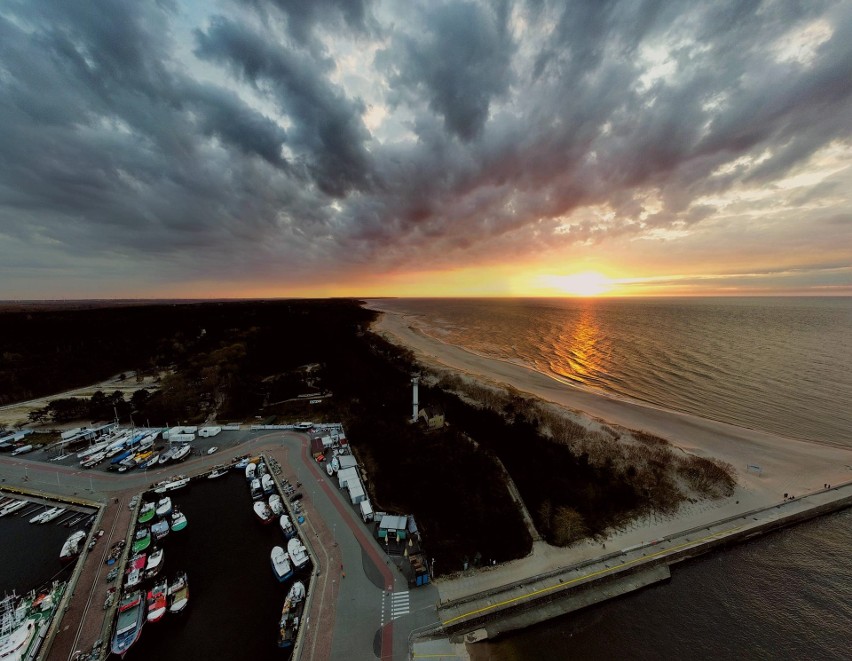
[411,376,419,423]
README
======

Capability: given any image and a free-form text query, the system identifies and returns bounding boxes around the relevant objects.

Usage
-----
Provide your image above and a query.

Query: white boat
[245,463,257,482]
[29,507,63,524]
[155,497,173,518]
[270,546,293,582]
[287,538,309,570]
[151,519,170,541]
[0,500,27,517]
[80,451,107,468]
[157,447,175,465]
[0,583,64,661]
[277,581,306,648]
[170,509,188,532]
[171,444,192,462]
[268,494,284,515]
[257,462,267,477]
[261,474,275,495]
[250,478,262,500]
[279,515,296,539]
[167,572,189,614]
[253,501,274,524]
[153,475,190,494]
[40,507,65,524]
[207,465,228,479]
[144,547,164,579]
[59,530,87,563]
[76,440,111,460]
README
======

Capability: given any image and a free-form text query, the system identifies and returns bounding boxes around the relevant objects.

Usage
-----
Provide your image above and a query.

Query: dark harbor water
[0,498,82,594]
[123,471,308,660]
[0,473,308,660]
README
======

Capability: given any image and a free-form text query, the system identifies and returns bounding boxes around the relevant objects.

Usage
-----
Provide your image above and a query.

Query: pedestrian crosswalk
[381,590,410,624]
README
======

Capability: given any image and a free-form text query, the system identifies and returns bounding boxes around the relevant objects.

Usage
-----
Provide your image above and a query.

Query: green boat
[132,527,151,554]
[170,508,187,532]
[138,502,155,524]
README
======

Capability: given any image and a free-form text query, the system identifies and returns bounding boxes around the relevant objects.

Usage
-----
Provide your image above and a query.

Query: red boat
[146,579,167,623]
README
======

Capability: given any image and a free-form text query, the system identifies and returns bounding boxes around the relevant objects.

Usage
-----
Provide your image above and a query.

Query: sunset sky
[1,0,851,298]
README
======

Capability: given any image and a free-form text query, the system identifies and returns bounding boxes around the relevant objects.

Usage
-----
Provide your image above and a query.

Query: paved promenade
[436,481,852,635]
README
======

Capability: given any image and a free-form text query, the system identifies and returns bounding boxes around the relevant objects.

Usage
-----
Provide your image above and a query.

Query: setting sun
[542,272,613,297]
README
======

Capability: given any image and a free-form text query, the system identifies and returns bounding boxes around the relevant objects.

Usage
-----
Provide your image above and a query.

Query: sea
[374,297,852,660]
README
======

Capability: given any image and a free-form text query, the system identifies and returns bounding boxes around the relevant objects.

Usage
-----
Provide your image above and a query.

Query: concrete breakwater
[435,483,852,642]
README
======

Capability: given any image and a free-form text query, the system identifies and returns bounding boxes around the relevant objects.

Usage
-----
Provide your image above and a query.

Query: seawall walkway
[436,482,852,639]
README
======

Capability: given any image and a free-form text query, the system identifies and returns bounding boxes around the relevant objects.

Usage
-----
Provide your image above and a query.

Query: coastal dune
[369,303,852,601]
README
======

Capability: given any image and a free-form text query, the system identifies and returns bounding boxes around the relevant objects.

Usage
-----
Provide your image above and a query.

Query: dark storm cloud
[378,1,514,141]
[0,0,851,294]
[194,15,374,197]
[241,0,376,47]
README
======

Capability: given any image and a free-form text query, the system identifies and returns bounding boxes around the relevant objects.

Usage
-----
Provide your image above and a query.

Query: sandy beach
[368,303,852,602]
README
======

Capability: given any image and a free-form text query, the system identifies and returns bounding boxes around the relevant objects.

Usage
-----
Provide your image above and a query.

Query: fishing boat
[270,546,293,582]
[155,497,173,518]
[261,473,275,495]
[0,582,64,661]
[0,500,26,517]
[110,590,145,657]
[124,553,146,589]
[137,502,155,524]
[257,461,267,477]
[268,494,284,516]
[279,515,296,539]
[167,572,189,614]
[144,547,164,579]
[170,508,188,532]
[59,530,87,564]
[172,444,192,463]
[249,478,262,500]
[277,581,306,648]
[253,501,274,524]
[151,519,170,541]
[207,465,228,479]
[287,538,309,570]
[146,579,168,623]
[132,528,151,554]
[245,462,257,482]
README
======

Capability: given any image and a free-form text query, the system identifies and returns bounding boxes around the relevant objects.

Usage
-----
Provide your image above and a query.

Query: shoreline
[367,304,852,600]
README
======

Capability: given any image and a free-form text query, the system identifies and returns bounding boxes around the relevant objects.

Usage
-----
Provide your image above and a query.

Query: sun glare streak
[542,272,613,297]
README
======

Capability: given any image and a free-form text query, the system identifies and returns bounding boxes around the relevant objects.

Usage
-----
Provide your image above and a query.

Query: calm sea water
[374,297,852,660]
[375,297,852,444]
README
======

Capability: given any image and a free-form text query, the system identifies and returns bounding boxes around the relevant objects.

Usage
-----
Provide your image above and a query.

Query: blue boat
[111,590,145,657]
